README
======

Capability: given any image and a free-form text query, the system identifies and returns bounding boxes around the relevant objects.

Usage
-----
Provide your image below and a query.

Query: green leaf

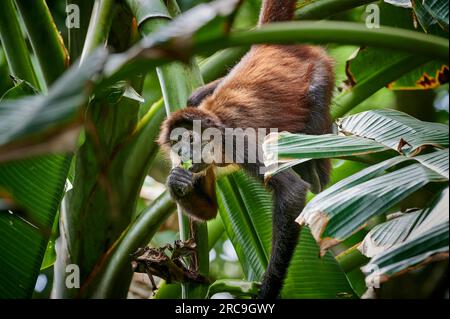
[263,110,448,254]
[263,132,389,178]
[346,48,448,91]
[216,171,271,281]
[338,109,449,156]
[207,279,260,299]
[328,45,359,87]
[360,187,449,259]
[415,148,449,179]
[216,170,354,299]
[54,77,147,298]
[267,133,389,160]
[389,61,449,90]
[104,0,242,80]
[332,54,429,118]
[281,227,356,299]
[14,0,69,86]
[0,49,13,95]
[364,222,448,286]
[362,187,449,286]
[0,78,38,101]
[0,49,108,162]
[0,50,71,297]
[386,0,449,32]
[298,159,447,253]
[359,209,425,258]
[0,155,70,298]
[40,210,60,270]
[412,0,449,32]
[344,3,448,91]
[153,282,182,299]
[0,0,40,89]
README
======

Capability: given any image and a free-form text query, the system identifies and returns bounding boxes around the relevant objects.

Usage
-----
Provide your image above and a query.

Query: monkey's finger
[176,180,193,189]
[171,171,193,183]
[169,174,193,186]
[171,166,191,174]
[176,168,193,178]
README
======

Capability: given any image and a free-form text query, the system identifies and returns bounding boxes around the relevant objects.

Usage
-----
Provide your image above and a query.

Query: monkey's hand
[168,167,194,198]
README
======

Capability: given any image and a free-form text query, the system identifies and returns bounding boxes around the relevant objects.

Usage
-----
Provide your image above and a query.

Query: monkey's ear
[158,107,222,147]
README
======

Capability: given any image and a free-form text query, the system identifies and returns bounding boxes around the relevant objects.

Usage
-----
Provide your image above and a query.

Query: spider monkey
[158,0,334,299]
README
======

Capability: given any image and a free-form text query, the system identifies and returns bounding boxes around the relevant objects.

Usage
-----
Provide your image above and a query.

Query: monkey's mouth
[189,162,210,174]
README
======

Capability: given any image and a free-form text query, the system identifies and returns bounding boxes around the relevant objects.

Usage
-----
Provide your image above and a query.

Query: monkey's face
[169,129,220,174]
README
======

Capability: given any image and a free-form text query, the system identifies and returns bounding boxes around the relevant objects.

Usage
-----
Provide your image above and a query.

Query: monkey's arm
[167,167,218,221]
[187,78,223,107]
[165,79,223,220]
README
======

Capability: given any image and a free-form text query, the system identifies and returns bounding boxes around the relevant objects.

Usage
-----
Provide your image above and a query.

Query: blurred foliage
[0,0,447,299]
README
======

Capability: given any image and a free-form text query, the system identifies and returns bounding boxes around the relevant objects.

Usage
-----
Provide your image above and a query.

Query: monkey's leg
[260,170,308,299]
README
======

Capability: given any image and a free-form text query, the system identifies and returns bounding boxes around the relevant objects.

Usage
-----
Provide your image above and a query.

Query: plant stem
[200,47,249,83]
[15,0,69,86]
[92,192,176,298]
[198,22,449,61]
[331,55,430,119]
[0,0,40,89]
[296,0,376,20]
[67,0,95,62]
[80,0,116,64]
[107,21,448,83]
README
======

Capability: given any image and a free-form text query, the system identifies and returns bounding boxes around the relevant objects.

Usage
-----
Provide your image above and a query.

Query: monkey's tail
[258,0,297,25]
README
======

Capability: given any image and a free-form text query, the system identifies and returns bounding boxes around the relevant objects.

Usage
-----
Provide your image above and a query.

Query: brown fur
[159,44,334,145]
[259,0,297,25]
[201,45,333,134]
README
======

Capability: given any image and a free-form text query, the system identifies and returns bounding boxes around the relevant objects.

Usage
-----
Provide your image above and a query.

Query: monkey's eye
[170,135,182,146]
